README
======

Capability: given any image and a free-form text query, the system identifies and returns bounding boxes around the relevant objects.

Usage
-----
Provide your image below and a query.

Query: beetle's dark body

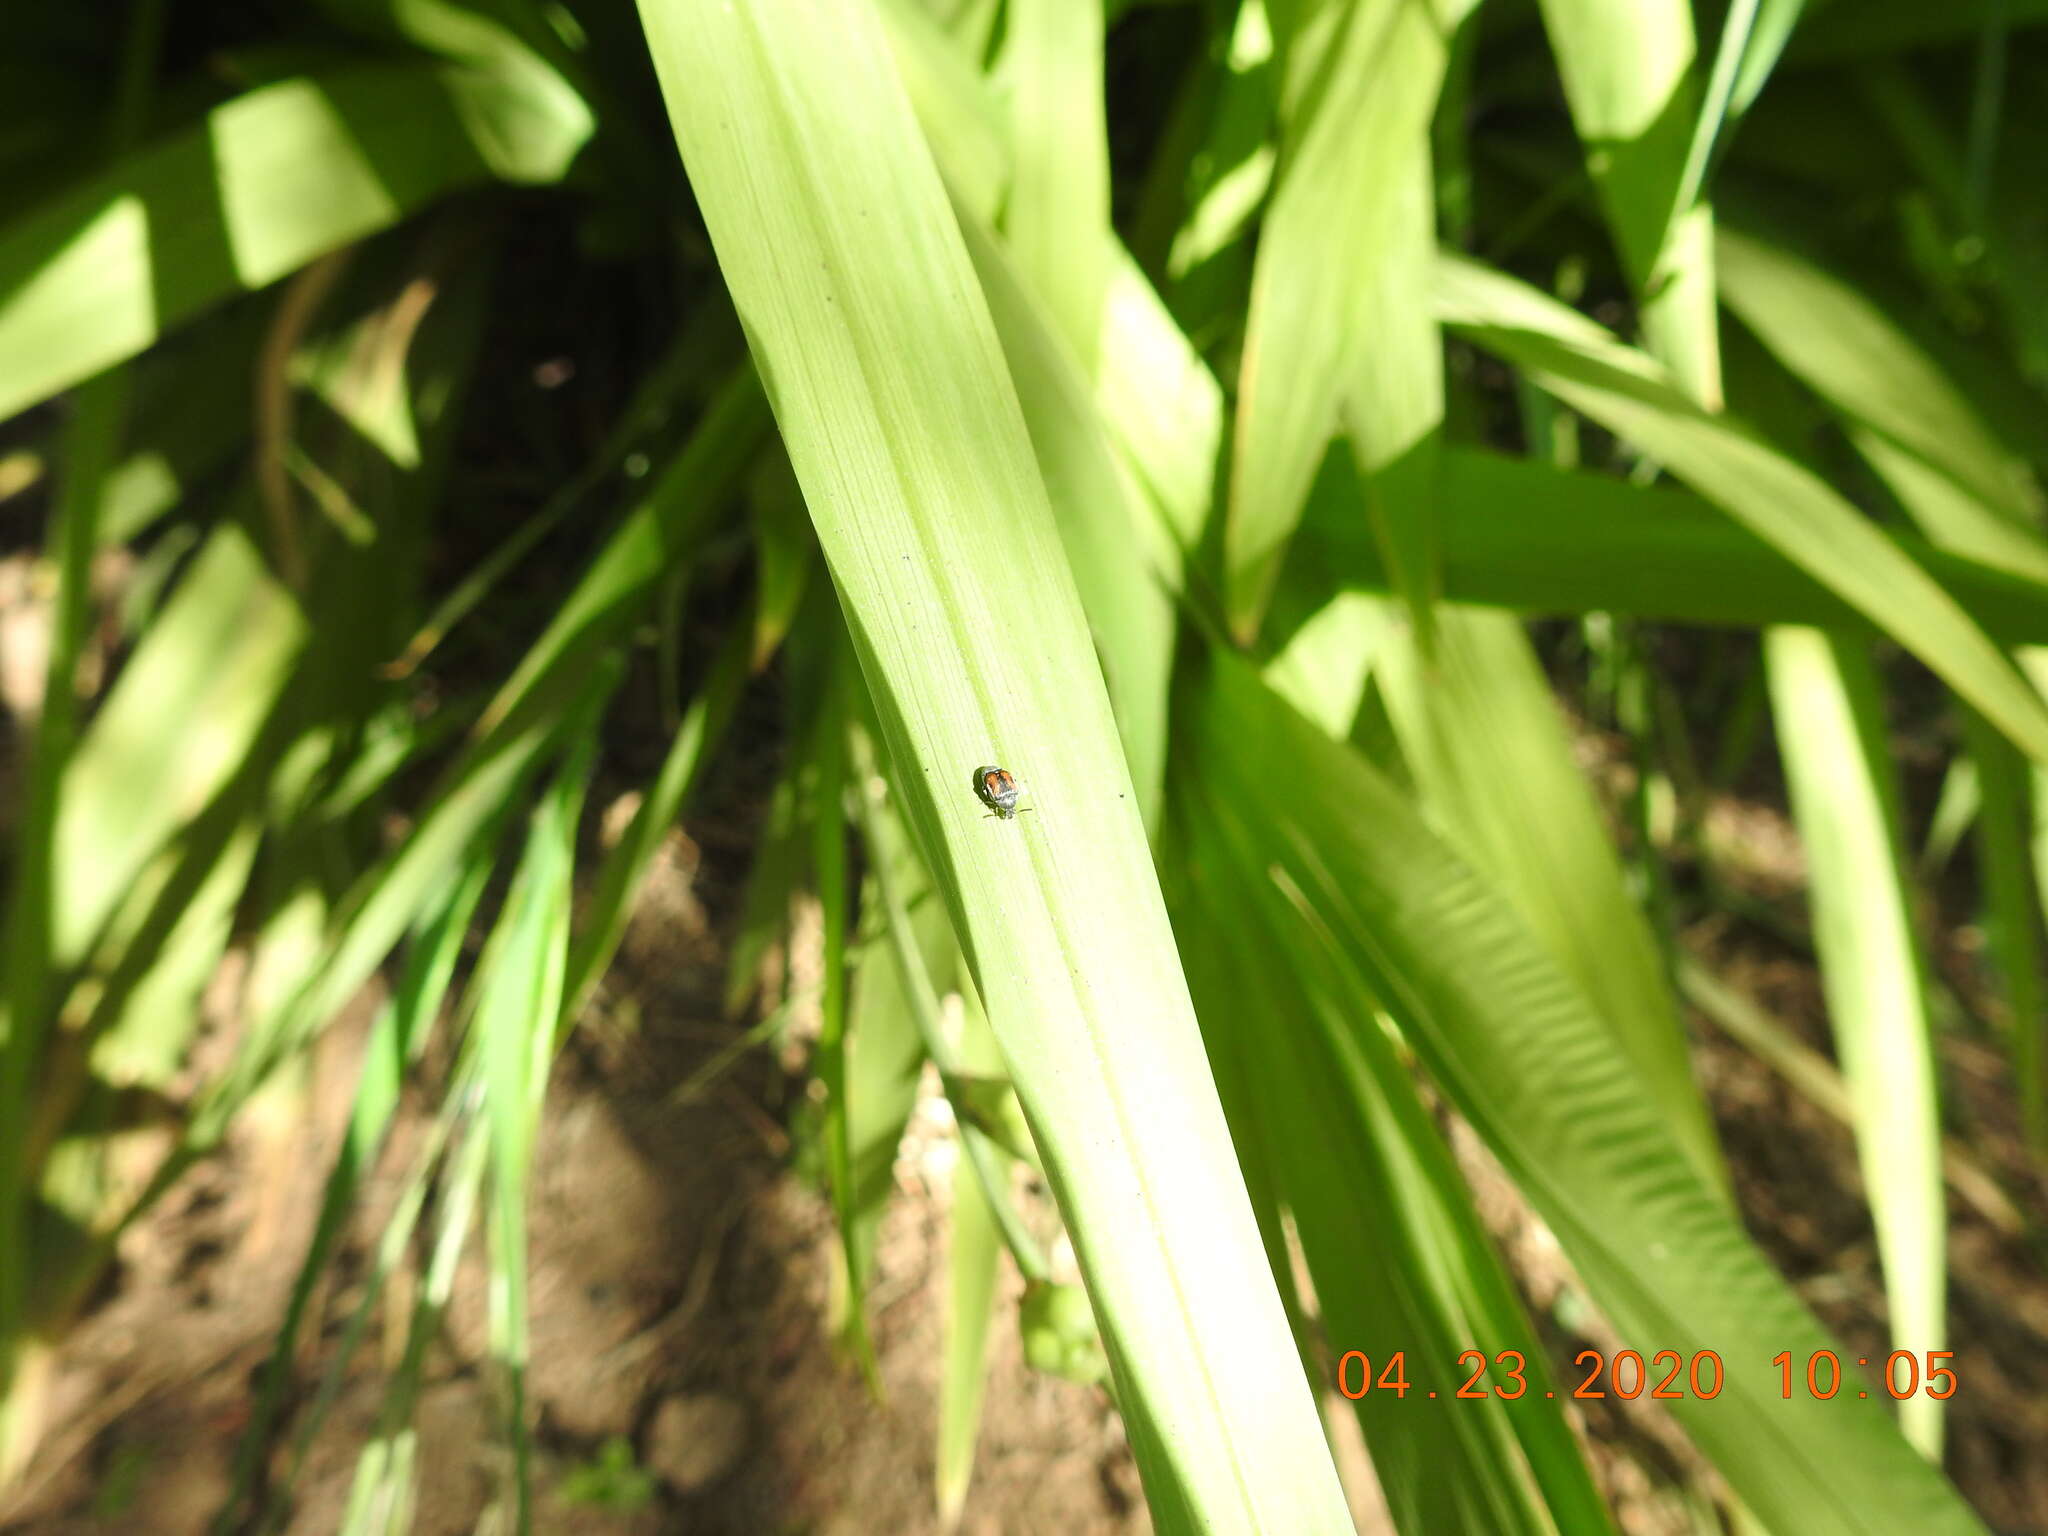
[973,764,1022,819]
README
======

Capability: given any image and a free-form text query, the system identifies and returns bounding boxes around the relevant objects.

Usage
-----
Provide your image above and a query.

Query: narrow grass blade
[2019,660,2048,1112]
[478,745,585,1534]
[806,651,879,1385]
[1961,710,2048,1149]
[561,621,751,1027]
[632,0,1354,1522]
[1922,754,1983,876]
[1679,958,2024,1235]
[1764,628,1946,1457]
[481,366,768,735]
[337,1098,489,1536]
[1716,227,2048,1155]
[1,371,134,1397]
[748,455,817,671]
[269,1061,476,1530]
[1674,1,1808,233]
[216,854,491,1534]
[1186,647,1988,1536]
[724,763,804,1020]
[932,973,1016,1528]
[1717,226,2046,545]
[1436,255,2048,765]
[937,1114,1001,1530]
[1171,817,1617,1536]
[842,856,941,1309]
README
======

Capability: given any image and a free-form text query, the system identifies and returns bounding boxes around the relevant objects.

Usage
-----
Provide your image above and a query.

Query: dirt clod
[642,1392,749,1494]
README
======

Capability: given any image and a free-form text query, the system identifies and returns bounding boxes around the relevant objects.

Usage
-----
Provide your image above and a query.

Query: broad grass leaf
[632,0,1353,1523]
[0,63,590,422]
[1436,255,2048,766]
[1226,0,1465,636]
[1169,816,1617,1536]
[961,209,1176,834]
[998,0,1110,374]
[1532,0,1717,400]
[54,524,305,967]
[1185,647,1988,1536]
[1285,448,2048,641]
[1717,225,2045,542]
[1373,606,1722,1188]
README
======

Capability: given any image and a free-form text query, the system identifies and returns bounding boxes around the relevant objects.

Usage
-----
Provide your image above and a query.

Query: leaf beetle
[972,764,1028,820]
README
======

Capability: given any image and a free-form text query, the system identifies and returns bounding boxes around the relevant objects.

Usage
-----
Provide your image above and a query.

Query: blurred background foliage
[1,0,2046,1530]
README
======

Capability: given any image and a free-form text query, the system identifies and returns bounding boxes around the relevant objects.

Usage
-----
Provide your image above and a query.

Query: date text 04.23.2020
[1334,1349,1959,1402]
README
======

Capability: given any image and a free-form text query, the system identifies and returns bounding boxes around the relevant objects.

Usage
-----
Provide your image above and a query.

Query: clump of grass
[1,1,2044,1531]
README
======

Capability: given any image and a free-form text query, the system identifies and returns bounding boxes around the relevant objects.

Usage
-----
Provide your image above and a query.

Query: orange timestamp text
[1334,1349,1958,1402]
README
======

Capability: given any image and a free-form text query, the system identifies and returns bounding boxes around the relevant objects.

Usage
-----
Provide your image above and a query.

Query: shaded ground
[3,706,2046,1536]
[0,794,1147,1536]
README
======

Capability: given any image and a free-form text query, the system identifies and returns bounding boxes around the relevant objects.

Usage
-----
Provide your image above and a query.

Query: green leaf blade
[0,62,589,422]
[1437,255,2048,767]
[631,0,1353,1526]
[1186,648,1988,1536]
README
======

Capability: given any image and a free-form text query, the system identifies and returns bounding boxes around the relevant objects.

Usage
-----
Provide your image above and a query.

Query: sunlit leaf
[0,62,590,422]
[632,0,1353,1522]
